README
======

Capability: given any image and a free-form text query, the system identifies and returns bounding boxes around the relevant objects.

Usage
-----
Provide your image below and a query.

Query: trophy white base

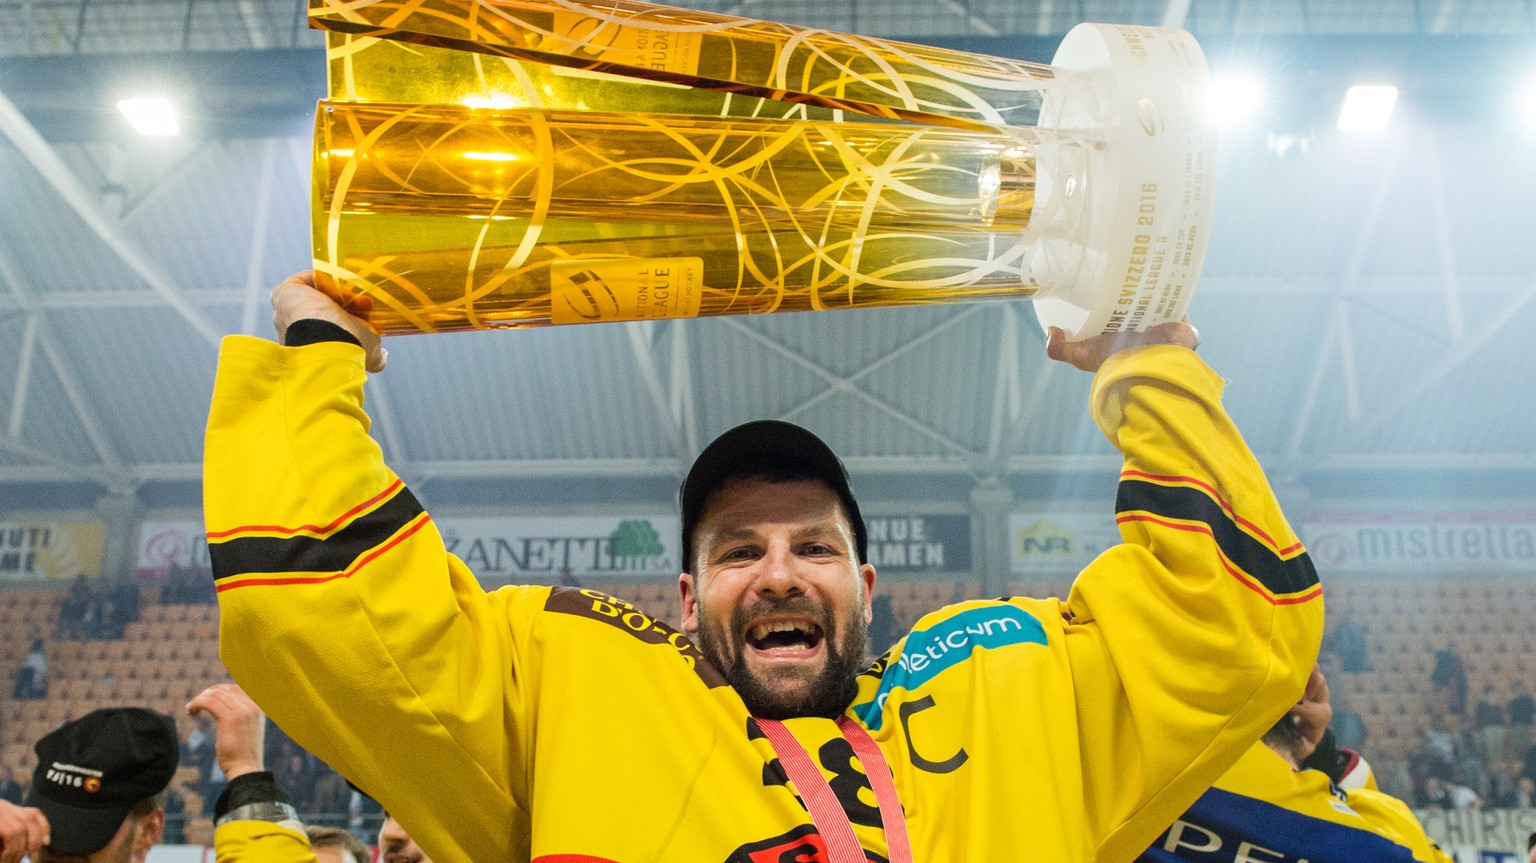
[1028,23,1217,338]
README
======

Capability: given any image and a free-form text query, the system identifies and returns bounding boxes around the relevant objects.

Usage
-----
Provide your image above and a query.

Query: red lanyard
[755,716,914,863]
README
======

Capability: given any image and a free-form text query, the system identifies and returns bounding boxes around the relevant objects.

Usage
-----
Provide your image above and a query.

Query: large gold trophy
[309,0,1215,338]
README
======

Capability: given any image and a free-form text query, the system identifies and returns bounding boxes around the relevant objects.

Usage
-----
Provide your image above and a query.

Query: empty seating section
[0,589,228,779]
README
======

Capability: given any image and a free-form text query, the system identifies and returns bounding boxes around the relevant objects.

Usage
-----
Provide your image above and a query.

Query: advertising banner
[438,515,681,581]
[1300,511,1536,574]
[0,521,106,580]
[1008,512,1121,574]
[863,514,970,573]
[136,520,210,578]
[1417,807,1536,861]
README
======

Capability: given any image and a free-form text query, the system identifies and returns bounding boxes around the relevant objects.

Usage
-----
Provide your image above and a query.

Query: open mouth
[745,619,825,655]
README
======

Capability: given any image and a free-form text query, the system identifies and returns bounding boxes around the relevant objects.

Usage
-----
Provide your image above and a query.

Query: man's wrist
[213,771,295,820]
[285,318,362,348]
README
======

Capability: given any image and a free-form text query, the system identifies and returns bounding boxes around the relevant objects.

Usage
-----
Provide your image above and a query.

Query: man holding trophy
[206,0,1323,861]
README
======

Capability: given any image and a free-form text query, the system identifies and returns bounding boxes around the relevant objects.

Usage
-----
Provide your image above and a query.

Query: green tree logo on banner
[610,520,664,570]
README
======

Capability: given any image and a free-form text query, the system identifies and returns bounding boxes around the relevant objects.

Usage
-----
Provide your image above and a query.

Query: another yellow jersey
[1141,742,1452,863]
[213,821,318,863]
[205,337,1322,863]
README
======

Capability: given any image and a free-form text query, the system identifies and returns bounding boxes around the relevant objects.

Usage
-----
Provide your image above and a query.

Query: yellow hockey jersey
[205,337,1322,863]
[214,820,319,863]
[1141,742,1452,863]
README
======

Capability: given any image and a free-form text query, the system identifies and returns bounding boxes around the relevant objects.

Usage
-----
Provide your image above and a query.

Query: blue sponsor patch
[852,605,1047,730]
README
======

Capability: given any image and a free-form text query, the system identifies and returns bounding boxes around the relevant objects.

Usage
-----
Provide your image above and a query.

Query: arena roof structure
[1,0,1534,514]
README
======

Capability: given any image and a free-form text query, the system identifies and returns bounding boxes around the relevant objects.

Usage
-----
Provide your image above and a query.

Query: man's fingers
[0,806,49,863]
[25,813,47,861]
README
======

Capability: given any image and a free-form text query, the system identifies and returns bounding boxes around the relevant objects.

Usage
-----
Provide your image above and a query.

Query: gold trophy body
[311,0,1215,338]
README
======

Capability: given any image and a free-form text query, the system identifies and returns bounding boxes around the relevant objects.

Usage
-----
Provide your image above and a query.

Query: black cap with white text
[26,708,178,855]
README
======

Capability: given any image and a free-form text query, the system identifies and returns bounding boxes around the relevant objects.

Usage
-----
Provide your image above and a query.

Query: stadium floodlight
[1206,74,1263,126]
[116,98,179,136]
[1336,85,1398,133]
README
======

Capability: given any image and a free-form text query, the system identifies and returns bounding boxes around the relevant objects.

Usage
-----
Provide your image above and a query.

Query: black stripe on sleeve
[209,486,424,580]
[1117,479,1319,597]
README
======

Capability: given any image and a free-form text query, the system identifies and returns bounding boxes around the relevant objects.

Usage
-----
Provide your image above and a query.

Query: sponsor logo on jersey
[851,604,1047,730]
[544,587,726,687]
[1141,788,1418,862]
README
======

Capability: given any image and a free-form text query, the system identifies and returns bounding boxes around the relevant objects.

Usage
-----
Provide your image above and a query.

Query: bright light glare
[1337,85,1398,133]
[116,98,179,136]
[461,93,517,110]
[1523,77,1536,129]
[462,151,520,162]
[1207,75,1263,125]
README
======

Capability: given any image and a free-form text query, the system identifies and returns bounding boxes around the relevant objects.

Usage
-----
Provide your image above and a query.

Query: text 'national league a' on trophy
[308,0,1216,338]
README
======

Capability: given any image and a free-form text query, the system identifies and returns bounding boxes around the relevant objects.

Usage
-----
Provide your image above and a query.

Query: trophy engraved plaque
[309,0,1215,338]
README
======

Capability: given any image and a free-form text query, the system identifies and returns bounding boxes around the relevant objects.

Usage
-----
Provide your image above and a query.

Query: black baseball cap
[27,708,179,855]
[680,420,867,569]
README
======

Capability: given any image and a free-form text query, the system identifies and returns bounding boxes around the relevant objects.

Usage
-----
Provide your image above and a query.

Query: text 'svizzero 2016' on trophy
[309,0,1216,338]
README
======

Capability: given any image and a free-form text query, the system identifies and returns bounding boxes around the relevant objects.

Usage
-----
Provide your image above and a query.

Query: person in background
[0,708,177,863]
[1141,666,1451,863]
[1508,681,1536,762]
[1473,684,1506,763]
[1324,613,1370,673]
[13,638,46,700]
[378,815,434,863]
[186,683,319,863]
[304,826,369,863]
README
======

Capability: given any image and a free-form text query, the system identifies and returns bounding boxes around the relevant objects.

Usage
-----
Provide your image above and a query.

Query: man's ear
[679,572,700,634]
[133,808,165,856]
[860,563,877,625]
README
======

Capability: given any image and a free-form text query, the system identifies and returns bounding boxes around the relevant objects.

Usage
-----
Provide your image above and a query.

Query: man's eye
[803,543,836,555]
[721,547,756,561]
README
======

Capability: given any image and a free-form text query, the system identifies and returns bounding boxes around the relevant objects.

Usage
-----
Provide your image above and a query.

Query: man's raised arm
[205,273,531,862]
[1047,320,1324,861]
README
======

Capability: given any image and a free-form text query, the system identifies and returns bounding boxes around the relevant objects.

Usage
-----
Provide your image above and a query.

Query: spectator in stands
[1376,755,1417,805]
[0,707,178,863]
[345,783,380,841]
[162,564,216,605]
[1419,775,1480,811]
[160,785,186,845]
[56,573,94,640]
[271,746,317,813]
[1332,689,1368,753]
[1431,643,1468,716]
[181,712,216,801]
[346,788,383,847]
[12,637,46,700]
[1324,612,1370,673]
[96,597,122,641]
[306,826,370,863]
[1492,768,1532,808]
[1473,684,1507,764]
[1509,681,1536,761]
[1527,830,1535,863]
[109,579,141,631]
[309,764,350,818]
